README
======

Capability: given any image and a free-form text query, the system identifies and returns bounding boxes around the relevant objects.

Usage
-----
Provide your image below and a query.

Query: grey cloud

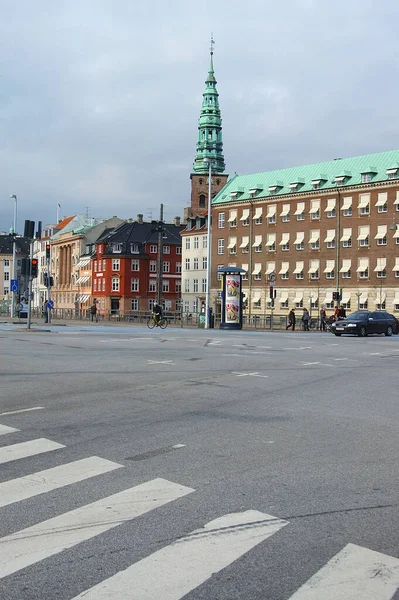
[1,0,399,230]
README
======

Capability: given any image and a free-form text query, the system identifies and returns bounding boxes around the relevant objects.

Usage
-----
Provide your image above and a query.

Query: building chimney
[173,216,181,227]
[137,214,143,224]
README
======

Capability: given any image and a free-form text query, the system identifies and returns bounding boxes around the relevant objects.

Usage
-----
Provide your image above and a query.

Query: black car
[331,311,399,337]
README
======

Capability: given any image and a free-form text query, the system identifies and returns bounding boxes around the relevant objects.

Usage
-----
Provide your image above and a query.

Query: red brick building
[92,216,184,316]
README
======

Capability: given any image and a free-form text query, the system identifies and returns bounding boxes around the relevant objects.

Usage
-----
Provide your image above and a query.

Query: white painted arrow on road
[288,543,399,599]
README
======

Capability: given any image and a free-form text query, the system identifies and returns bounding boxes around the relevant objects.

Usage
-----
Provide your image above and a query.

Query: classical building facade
[50,216,122,314]
[180,213,208,315]
[92,216,184,315]
[210,150,399,316]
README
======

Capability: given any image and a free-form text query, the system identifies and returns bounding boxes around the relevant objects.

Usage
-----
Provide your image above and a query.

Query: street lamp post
[10,195,17,318]
[203,158,212,329]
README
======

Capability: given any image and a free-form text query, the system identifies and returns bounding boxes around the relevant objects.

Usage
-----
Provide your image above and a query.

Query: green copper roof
[193,45,225,174]
[213,149,399,204]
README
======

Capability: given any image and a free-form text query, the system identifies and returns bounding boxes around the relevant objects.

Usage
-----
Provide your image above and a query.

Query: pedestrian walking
[338,305,346,319]
[302,307,310,331]
[320,306,327,331]
[286,308,296,331]
[90,302,98,322]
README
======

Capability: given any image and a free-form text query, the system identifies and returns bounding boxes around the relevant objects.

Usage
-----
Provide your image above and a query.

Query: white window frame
[111,277,120,291]
[218,239,225,254]
[112,258,120,271]
[131,259,139,271]
[131,278,139,292]
[218,213,225,228]
[150,245,157,253]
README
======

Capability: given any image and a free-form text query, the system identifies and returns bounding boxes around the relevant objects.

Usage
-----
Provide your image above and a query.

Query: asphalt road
[0,323,398,600]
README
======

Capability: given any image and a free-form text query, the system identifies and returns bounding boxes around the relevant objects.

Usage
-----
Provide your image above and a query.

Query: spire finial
[210,33,215,56]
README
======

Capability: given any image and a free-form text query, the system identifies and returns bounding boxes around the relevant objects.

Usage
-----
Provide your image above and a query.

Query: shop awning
[323,260,335,273]
[227,237,237,249]
[293,291,304,303]
[309,291,318,300]
[374,258,387,272]
[279,292,288,303]
[393,258,399,272]
[356,258,369,273]
[359,292,368,303]
[240,208,250,221]
[253,207,263,220]
[293,261,304,274]
[340,228,352,242]
[265,234,276,247]
[279,233,290,246]
[77,294,90,303]
[339,259,352,273]
[325,198,336,212]
[252,263,262,275]
[374,225,387,240]
[227,210,237,223]
[239,236,249,248]
[376,290,386,302]
[279,262,289,275]
[280,204,290,217]
[357,226,369,241]
[76,257,91,268]
[76,275,90,284]
[322,290,333,303]
[265,263,275,275]
[309,230,320,243]
[252,292,261,303]
[341,196,352,210]
[294,232,305,244]
[358,194,370,209]
[309,200,320,214]
[252,235,262,248]
[294,202,305,215]
[394,191,399,206]
[341,290,351,302]
[266,205,276,219]
[375,193,388,207]
[324,230,335,243]
[241,264,248,275]
[308,260,319,274]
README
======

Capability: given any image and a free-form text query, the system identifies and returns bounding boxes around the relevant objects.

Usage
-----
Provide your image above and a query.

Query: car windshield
[347,312,367,321]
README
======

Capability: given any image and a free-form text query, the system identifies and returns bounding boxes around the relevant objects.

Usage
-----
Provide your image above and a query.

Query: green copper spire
[193,36,226,174]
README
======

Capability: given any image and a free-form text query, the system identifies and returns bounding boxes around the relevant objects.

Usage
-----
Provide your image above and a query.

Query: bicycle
[147,314,167,329]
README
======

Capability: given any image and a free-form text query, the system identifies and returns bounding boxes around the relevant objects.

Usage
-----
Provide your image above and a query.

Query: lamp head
[10,194,17,199]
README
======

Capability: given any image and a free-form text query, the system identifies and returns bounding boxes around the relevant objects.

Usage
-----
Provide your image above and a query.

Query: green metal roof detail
[212,149,399,205]
[192,39,225,174]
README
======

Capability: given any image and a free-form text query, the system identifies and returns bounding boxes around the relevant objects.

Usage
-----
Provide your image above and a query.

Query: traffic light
[31,258,39,278]
[45,244,51,260]
[332,291,339,301]
[269,286,274,299]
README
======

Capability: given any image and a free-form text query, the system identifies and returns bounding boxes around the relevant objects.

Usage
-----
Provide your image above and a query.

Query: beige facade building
[180,213,208,315]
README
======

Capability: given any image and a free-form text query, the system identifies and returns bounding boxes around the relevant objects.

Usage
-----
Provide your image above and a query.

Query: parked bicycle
[147,314,167,329]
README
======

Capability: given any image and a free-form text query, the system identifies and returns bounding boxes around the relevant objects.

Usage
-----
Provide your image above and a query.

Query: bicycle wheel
[147,317,155,329]
[159,318,167,329]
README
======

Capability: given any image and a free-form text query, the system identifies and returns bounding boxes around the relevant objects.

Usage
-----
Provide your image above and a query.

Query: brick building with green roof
[208,149,399,321]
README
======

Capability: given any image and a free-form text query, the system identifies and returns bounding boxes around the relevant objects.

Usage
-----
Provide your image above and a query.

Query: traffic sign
[10,279,18,293]
[268,272,276,282]
[47,300,54,309]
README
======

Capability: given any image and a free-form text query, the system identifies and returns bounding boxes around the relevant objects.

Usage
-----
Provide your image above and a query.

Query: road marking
[208,340,222,345]
[0,424,19,436]
[287,543,399,599]
[172,444,186,449]
[0,438,65,465]
[147,359,175,365]
[301,362,333,367]
[284,347,313,350]
[222,353,243,357]
[70,510,288,600]
[0,406,44,416]
[364,352,381,356]
[232,372,268,378]
[0,478,194,579]
[0,456,123,508]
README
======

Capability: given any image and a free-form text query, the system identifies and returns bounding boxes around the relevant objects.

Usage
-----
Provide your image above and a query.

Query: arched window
[199,194,206,208]
[216,179,220,185]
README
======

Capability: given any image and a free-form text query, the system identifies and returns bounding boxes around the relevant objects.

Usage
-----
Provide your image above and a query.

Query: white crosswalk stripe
[0,438,65,465]
[287,543,399,599]
[0,456,123,508]
[0,477,194,579]
[70,510,288,600]
[0,423,19,436]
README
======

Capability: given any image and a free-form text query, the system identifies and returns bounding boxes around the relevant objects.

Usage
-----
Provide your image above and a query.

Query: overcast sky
[1,0,398,232]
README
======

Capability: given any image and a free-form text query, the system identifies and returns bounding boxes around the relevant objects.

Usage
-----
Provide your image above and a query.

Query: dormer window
[386,168,399,180]
[130,243,139,254]
[112,243,122,253]
[311,177,327,190]
[334,177,346,186]
[289,179,304,192]
[334,171,351,187]
[361,173,372,183]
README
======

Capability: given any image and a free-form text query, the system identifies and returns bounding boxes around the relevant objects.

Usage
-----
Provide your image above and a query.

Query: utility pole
[27,239,34,330]
[156,203,164,306]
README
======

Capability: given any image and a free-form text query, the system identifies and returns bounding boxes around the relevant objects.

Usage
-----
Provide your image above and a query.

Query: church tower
[186,38,228,220]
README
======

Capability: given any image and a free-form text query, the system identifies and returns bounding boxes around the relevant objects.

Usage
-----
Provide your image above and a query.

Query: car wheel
[334,332,341,337]
[385,325,393,337]
[358,326,367,337]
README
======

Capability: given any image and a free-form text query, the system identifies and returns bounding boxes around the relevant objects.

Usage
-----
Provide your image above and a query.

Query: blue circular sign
[47,300,54,309]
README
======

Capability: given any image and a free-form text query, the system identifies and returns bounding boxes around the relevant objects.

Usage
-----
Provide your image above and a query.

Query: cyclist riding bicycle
[153,303,163,325]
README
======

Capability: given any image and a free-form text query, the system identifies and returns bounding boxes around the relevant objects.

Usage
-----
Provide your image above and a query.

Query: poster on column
[225,274,241,323]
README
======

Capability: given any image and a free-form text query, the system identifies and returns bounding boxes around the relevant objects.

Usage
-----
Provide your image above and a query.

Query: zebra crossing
[0,422,398,599]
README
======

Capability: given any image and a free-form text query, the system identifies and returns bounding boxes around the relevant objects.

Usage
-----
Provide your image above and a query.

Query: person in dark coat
[286,308,296,330]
